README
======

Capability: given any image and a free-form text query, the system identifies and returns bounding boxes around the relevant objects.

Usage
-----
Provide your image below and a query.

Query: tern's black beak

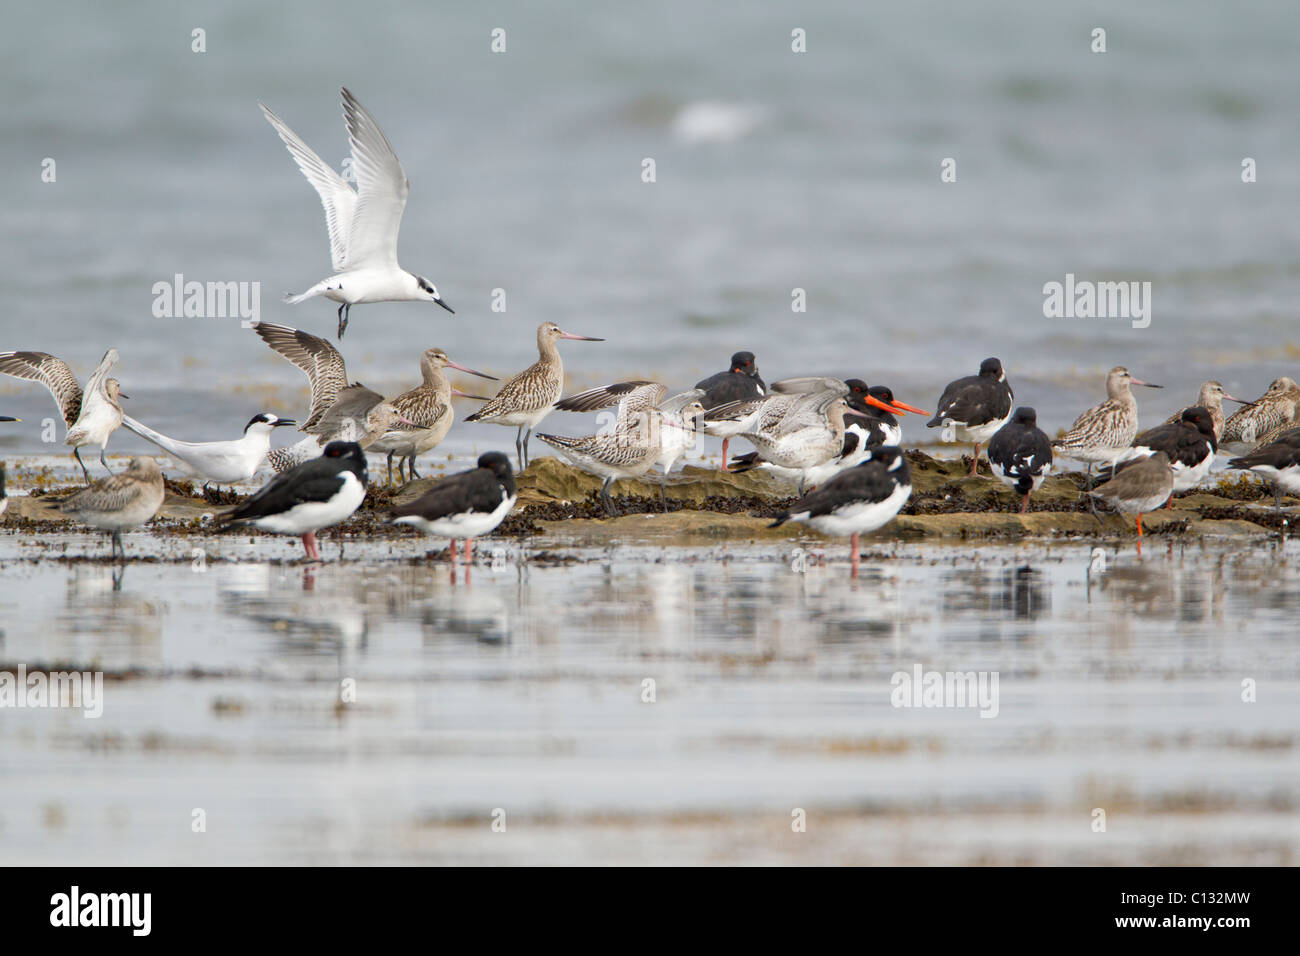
[435,297,455,315]
[273,418,297,428]
[118,392,131,400]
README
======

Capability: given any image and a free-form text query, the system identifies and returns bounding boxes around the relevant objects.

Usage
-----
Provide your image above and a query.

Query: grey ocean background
[2,0,1298,460]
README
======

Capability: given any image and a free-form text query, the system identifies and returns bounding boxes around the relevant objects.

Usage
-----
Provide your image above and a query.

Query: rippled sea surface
[2,0,1299,466]
[2,536,1297,865]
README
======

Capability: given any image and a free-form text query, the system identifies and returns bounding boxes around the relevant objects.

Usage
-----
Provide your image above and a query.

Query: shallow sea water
[1,533,1296,864]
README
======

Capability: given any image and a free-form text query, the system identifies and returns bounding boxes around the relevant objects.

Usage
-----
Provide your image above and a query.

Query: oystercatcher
[769,445,912,577]
[987,407,1054,514]
[1228,427,1300,514]
[927,357,1014,476]
[695,351,766,470]
[220,440,368,561]
[389,451,517,562]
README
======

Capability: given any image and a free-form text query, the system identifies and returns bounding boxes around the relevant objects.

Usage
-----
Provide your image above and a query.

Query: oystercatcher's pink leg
[449,539,458,564]
[1020,490,1031,514]
[301,532,319,562]
[968,444,981,477]
[720,438,731,472]
[465,538,474,564]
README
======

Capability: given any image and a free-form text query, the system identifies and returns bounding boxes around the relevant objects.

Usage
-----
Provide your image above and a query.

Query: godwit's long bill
[389,451,517,564]
[694,351,767,470]
[1053,366,1162,513]
[367,347,496,484]
[0,348,127,483]
[122,413,297,488]
[46,456,165,560]
[927,357,1014,476]
[1228,426,1300,514]
[1221,377,1300,454]
[260,87,453,339]
[465,322,604,471]
[987,407,1054,514]
[1163,380,1254,442]
[220,440,368,562]
[769,446,913,577]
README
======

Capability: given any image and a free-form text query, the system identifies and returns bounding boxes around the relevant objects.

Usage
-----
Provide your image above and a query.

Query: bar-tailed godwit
[1221,377,1300,455]
[1162,381,1253,442]
[1053,366,1162,510]
[368,347,496,483]
[46,456,164,560]
[465,322,604,471]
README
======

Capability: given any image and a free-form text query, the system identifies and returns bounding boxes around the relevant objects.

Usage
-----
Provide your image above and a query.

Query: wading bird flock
[2,89,1299,575]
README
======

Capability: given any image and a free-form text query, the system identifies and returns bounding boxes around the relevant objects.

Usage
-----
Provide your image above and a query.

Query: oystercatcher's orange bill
[889,399,930,416]
[863,394,897,414]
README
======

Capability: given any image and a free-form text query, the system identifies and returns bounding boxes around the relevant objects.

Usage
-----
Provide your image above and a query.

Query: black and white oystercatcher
[1102,406,1217,507]
[1228,427,1300,514]
[695,350,767,471]
[220,440,368,561]
[769,445,913,577]
[389,451,517,562]
[987,407,1054,514]
[927,358,1014,476]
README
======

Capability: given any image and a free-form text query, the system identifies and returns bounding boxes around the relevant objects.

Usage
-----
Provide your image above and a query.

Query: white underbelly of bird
[800,481,912,538]
[392,493,517,539]
[246,474,366,535]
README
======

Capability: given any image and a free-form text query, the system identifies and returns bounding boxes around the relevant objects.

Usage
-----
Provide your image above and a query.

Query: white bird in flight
[259,87,454,339]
